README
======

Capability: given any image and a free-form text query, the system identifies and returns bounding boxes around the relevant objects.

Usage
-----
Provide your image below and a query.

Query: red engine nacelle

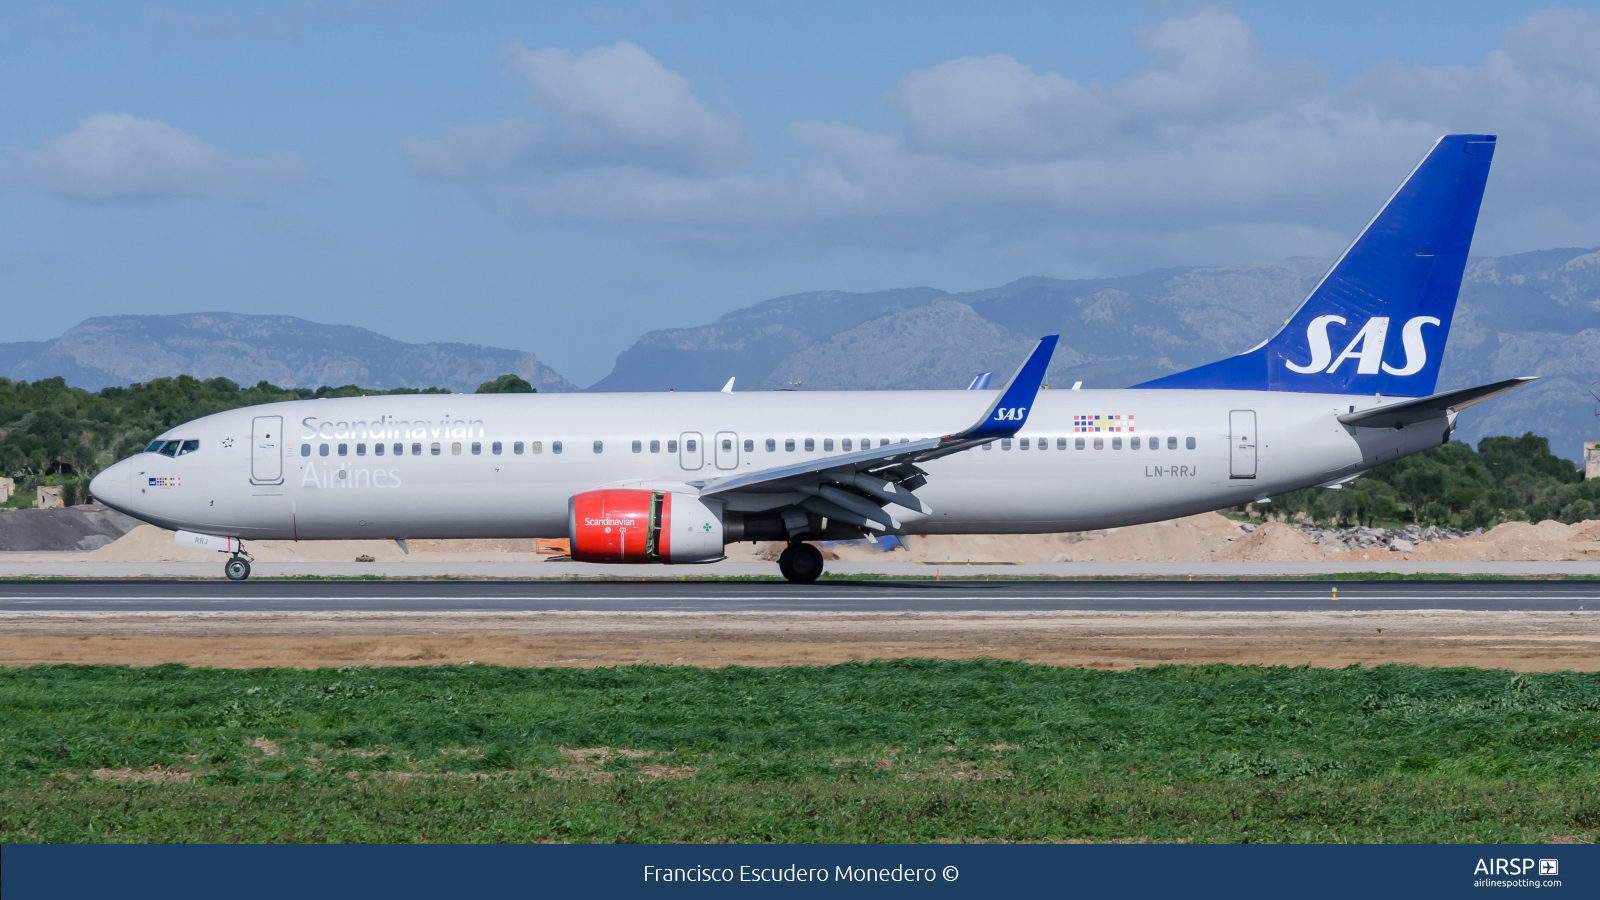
[567,489,724,564]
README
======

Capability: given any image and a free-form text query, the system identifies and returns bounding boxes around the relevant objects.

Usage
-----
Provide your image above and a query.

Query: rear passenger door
[1229,410,1257,479]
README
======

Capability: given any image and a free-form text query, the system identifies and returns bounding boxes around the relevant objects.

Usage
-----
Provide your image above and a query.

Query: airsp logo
[1286,315,1440,377]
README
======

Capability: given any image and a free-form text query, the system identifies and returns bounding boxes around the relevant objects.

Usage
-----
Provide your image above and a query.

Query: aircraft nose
[89,459,132,509]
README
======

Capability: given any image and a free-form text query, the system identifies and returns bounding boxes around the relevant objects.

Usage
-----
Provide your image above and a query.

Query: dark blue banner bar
[3,844,1593,899]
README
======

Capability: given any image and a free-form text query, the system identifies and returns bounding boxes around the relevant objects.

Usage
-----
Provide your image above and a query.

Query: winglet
[966,372,992,390]
[956,336,1058,440]
[721,377,735,393]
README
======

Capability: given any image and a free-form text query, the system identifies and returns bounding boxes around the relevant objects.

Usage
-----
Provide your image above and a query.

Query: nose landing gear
[777,541,824,584]
[224,544,254,581]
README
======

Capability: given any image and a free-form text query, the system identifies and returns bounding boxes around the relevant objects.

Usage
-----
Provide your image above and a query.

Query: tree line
[0,373,533,508]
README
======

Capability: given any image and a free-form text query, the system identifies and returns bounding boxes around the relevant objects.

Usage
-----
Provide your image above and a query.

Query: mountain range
[0,314,578,395]
[5,247,1598,458]
[589,247,1600,458]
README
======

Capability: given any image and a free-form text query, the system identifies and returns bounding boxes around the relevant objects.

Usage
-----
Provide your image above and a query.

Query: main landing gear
[224,544,253,581]
[777,541,824,584]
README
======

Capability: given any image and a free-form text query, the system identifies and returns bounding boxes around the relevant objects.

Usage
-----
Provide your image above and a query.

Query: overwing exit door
[1229,410,1257,479]
[679,432,703,470]
[251,415,283,484]
[715,431,739,470]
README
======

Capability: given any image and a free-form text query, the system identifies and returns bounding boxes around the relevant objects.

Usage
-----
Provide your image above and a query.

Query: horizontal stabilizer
[1338,377,1536,429]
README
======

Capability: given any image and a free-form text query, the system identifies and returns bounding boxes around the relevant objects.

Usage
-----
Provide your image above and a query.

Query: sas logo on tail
[1286,315,1439,376]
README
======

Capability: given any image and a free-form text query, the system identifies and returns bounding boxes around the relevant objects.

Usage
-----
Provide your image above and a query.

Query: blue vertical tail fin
[1136,134,1496,397]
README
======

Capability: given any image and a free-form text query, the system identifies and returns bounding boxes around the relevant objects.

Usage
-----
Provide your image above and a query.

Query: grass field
[1,661,1596,843]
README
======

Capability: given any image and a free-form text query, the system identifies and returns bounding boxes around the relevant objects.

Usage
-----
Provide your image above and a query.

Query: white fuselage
[90,388,1448,543]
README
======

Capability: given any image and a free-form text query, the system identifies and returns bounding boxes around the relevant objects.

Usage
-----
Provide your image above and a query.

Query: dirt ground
[10,511,1597,566]
[1,610,1595,671]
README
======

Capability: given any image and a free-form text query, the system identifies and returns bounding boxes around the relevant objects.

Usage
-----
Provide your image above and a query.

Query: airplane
[90,133,1531,583]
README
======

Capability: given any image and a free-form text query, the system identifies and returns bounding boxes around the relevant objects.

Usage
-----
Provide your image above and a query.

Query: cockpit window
[145,440,165,453]
[177,440,200,456]
[157,441,180,457]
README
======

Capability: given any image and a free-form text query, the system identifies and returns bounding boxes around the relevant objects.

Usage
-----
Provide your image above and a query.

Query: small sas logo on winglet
[148,477,180,487]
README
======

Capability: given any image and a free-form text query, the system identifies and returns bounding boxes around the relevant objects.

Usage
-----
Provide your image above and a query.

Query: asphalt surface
[0,579,1595,613]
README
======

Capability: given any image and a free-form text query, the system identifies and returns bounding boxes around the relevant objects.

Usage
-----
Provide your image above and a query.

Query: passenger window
[338,444,348,456]
[320,443,330,457]
[804,438,814,452]
[451,442,462,455]
[983,442,992,451]
[431,443,441,455]
[785,439,795,452]
[1094,438,1104,450]
[685,439,696,452]
[394,443,402,456]
[1168,436,1178,450]
[862,438,871,450]
[553,441,563,454]
[375,443,385,456]
[633,440,643,453]
[1001,439,1011,450]
[357,443,367,456]
[1130,437,1140,450]
[842,438,853,451]
[594,440,603,453]
[1039,438,1046,451]
[492,442,502,455]
[1186,436,1196,450]
[471,442,481,455]
[514,441,524,455]
[411,443,421,455]
[1112,437,1122,450]
[1075,438,1085,450]
[766,439,776,452]
[649,440,659,453]
[722,438,732,452]
[744,439,753,452]
[666,440,676,453]
[880,439,889,448]
[531,441,543,454]
[1057,438,1067,450]
[301,444,310,457]
[1019,438,1029,450]
[824,438,833,451]
[900,437,909,443]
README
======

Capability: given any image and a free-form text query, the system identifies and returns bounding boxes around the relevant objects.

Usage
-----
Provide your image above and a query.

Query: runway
[1,578,1596,613]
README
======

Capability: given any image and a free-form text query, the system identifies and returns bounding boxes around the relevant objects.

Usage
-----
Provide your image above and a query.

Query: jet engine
[567,489,724,564]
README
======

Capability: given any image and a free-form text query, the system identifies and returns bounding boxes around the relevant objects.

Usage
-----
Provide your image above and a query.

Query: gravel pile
[1291,524,1481,553]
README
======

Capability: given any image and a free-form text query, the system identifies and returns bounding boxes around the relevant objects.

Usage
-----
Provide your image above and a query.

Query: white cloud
[9,113,314,203]
[409,9,1600,264]
[404,40,751,181]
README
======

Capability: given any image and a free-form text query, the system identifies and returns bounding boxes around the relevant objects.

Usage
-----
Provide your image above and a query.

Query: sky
[3,1,1600,386]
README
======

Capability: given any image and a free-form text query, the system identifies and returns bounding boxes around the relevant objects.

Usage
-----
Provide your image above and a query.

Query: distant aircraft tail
[1135,134,1496,397]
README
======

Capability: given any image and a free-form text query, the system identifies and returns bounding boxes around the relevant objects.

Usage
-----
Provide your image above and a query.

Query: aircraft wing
[1337,377,1537,429]
[692,336,1058,532]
